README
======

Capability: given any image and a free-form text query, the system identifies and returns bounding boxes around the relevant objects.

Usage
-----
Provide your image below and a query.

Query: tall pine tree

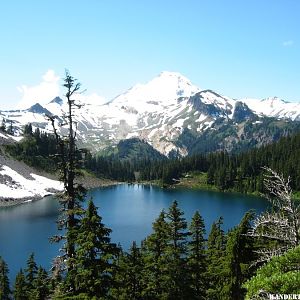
[165,200,190,299]
[188,211,207,300]
[14,269,28,300]
[72,200,118,298]
[206,217,226,300]
[0,256,10,300]
[143,210,169,299]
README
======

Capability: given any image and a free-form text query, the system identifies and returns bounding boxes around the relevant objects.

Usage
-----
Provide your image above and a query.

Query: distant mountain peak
[111,71,200,110]
[49,97,63,105]
[28,103,52,115]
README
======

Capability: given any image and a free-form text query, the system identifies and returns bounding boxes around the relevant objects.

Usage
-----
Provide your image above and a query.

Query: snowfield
[0,141,63,205]
[0,165,62,199]
[1,71,300,158]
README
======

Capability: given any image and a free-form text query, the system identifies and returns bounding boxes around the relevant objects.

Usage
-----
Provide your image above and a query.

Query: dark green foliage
[14,269,27,300]
[70,200,118,298]
[48,71,87,291]
[23,123,33,136]
[25,253,38,289]
[30,266,50,300]
[221,211,255,300]
[244,246,300,298]
[5,125,58,172]
[143,211,169,298]
[0,119,6,132]
[113,241,145,300]
[206,217,226,299]
[137,131,300,193]
[0,256,10,300]
[13,262,50,300]
[116,138,166,161]
[165,201,191,299]
[188,211,207,299]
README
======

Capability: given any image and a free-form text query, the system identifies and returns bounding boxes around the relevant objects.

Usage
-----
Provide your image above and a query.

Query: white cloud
[16,70,107,109]
[17,70,61,109]
[282,40,294,47]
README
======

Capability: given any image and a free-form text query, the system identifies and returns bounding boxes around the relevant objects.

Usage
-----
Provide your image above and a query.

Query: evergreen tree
[25,253,38,290]
[47,71,87,290]
[23,123,33,136]
[71,200,117,298]
[244,245,300,298]
[206,217,226,300]
[222,211,255,300]
[143,210,169,298]
[0,256,10,300]
[188,211,207,300]
[31,266,50,300]
[0,119,6,132]
[165,200,190,299]
[14,269,28,300]
[113,241,145,300]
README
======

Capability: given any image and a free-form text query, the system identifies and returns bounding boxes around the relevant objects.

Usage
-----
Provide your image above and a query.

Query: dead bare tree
[47,70,86,288]
[248,167,300,264]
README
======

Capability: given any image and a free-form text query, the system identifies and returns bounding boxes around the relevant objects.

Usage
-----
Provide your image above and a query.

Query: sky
[0,0,299,109]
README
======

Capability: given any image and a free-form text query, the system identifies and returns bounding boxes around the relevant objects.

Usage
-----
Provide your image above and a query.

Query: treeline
[5,124,300,194]
[0,202,264,299]
[5,124,58,172]
[83,131,300,193]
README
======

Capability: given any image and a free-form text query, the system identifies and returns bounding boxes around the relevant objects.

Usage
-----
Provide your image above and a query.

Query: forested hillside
[83,131,300,194]
[137,131,300,193]
[5,123,300,195]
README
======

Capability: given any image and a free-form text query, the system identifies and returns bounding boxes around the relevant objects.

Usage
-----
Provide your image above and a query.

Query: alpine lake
[0,184,269,281]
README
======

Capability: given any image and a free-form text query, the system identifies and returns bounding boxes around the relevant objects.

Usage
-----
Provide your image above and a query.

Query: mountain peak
[111,71,200,110]
[28,103,52,115]
[49,97,63,105]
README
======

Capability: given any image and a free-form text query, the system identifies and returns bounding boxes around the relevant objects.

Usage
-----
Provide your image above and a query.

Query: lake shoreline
[0,176,120,208]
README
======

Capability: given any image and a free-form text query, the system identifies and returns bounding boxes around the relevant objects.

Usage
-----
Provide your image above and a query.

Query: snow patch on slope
[0,165,62,200]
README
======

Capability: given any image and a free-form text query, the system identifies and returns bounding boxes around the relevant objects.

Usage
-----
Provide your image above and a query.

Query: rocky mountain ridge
[1,71,300,157]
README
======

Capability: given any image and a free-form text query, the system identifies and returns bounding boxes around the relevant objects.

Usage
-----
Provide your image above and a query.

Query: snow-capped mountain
[1,71,300,157]
[243,97,300,121]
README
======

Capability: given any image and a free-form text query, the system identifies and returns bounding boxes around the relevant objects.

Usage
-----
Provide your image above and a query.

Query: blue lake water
[0,184,269,282]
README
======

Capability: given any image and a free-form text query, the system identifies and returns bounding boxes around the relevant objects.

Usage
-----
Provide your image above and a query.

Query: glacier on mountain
[1,71,300,156]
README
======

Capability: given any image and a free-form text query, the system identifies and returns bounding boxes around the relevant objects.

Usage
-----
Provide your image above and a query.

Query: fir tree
[31,266,50,300]
[14,269,28,300]
[25,253,38,290]
[47,71,87,290]
[165,200,190,299]
[188,211,207,300]
[222,211,255,300]
[0,119,6,132]
[0,256,10,300]
[72,200,117,298]
[206,217,226,300]
[113,241,145,300]
[143,210,169,299]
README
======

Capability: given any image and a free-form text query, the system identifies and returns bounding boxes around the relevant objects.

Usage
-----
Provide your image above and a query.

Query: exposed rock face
[1,72,300,157]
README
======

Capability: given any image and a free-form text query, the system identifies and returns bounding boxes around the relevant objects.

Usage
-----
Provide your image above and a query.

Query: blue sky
[0,0,299,109]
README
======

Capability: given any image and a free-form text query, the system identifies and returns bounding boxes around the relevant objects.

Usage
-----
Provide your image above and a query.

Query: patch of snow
[126,132,138,139]
[0,165,62,199]
[196,114,206,123]
[173,117,188,128]
[10,136,24,142]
